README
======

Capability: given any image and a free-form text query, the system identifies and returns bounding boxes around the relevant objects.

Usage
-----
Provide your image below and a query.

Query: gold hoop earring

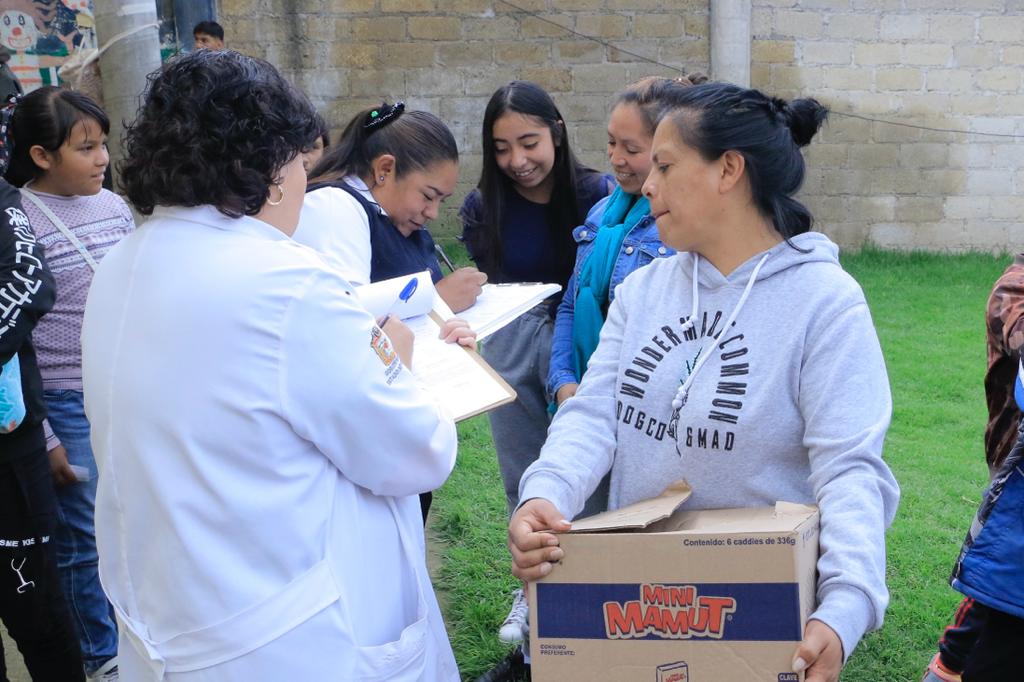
[267,183,285,206]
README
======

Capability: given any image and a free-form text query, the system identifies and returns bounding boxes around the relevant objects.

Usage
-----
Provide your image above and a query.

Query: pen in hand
[435,244,456,273]
[378,276,419,328]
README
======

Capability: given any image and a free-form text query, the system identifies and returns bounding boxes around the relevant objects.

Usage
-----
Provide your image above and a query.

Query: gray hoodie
[519,232,900,661]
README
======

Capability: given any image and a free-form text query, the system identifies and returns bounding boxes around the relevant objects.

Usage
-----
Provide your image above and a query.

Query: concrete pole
[710,0,752,87]
[94,1,162,187]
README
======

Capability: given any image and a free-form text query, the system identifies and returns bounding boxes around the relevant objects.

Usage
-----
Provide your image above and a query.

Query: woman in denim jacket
[547,194,673,406]
[547,76,705,511]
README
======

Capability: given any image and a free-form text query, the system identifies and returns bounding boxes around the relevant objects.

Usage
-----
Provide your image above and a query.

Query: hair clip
[364,101,405,132]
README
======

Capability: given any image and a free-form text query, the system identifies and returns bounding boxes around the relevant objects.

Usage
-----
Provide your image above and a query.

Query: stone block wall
[752,0,1023,251]
[215,1,1022,251]
[218,0,709,235]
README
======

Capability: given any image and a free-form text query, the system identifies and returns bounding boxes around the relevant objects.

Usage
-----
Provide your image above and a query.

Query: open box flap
[566,480,692,533]
[774,500,818,517]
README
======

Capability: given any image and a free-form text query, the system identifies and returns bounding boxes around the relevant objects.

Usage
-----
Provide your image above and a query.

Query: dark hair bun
[682,71,708,86]
[785,98,828,147]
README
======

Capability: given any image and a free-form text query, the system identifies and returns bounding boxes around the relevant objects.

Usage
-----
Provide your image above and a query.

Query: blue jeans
[44,390,117,674]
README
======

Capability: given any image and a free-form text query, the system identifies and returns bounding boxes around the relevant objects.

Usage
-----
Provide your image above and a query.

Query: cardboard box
[528,482,819,681]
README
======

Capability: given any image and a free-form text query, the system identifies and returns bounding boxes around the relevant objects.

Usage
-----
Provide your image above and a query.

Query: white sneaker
[87,657,119,681]
[498,588,529,643]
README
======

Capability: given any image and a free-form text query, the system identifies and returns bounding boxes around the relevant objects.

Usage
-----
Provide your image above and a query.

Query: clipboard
[457,282,562,339]
[356,274,517,421]
[424,310,516,421]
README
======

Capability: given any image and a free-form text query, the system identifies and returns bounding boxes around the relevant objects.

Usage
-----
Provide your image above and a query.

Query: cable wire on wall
[495,0,1024,141]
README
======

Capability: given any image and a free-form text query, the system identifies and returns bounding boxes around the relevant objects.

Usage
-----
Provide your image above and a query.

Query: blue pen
[379,276,419,327]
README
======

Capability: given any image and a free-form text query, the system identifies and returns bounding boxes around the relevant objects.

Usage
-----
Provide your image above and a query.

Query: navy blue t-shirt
[460,170,612,288]
[491,192,558,284]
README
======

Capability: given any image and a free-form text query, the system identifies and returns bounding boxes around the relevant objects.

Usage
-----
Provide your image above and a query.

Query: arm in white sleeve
[800,299,900,661]
[280,269,457,497]
[295,188,372,287]
[519,281,632,519]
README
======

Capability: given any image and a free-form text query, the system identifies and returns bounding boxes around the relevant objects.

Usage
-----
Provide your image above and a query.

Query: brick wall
[217,1,1021,251]
[752,0,1024,251]
[218,0,709,235]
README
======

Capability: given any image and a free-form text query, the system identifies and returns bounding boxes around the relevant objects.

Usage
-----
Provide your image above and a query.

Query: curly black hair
[120,50,320,217]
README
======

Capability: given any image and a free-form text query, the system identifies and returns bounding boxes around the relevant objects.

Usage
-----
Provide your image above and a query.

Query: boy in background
[193,21,225,50]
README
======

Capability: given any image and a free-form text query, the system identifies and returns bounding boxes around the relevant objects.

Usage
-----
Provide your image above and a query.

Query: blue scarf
[571,188,650,380]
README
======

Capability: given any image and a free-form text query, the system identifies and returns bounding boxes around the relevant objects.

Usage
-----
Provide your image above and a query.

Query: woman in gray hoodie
[509,83,900,682]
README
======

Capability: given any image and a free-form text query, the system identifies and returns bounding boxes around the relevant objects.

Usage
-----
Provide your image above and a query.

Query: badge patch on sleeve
[371,326,402,384]
[371,326,397,366]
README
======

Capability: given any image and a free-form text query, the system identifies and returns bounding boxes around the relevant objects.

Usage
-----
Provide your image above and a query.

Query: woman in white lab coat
[80,50,462,681]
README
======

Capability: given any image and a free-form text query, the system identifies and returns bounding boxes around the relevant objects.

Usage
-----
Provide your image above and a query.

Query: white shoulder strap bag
[19,187,99,271]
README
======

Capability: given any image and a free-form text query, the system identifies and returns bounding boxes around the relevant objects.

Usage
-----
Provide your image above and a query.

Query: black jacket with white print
[0,178,55,459]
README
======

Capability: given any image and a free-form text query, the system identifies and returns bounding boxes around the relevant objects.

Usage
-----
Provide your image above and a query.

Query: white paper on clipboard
[355,273,515,421]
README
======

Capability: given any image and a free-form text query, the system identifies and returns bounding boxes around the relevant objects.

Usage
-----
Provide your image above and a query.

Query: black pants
[0,442,84,682]
[962,607,1024,681]
[939,597,990,673]
[419,491,432,525]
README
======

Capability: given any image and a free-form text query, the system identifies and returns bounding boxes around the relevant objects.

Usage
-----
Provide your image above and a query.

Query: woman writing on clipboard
[294,102,481,521]
[295,101,486,313]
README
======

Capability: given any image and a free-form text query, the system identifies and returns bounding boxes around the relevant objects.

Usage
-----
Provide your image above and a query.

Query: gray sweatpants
[481,305,608,518]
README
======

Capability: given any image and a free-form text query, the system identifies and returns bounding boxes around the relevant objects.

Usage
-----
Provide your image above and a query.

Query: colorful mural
[0,0,95,92]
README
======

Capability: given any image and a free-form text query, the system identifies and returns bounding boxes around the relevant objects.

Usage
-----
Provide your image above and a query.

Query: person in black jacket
[0,171,84,679]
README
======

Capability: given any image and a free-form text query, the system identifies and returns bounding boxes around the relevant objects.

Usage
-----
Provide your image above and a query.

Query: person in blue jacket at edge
[936,357,1024,681]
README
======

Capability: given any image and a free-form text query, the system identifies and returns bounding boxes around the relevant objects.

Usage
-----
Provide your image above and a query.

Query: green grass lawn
[429,247,1011,681]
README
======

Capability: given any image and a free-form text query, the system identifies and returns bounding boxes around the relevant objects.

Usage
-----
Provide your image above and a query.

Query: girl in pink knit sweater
[5,86,133,682]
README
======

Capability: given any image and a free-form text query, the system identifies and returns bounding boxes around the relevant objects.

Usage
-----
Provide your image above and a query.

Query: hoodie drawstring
[671,252,771,412]
[679,252,701,334]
